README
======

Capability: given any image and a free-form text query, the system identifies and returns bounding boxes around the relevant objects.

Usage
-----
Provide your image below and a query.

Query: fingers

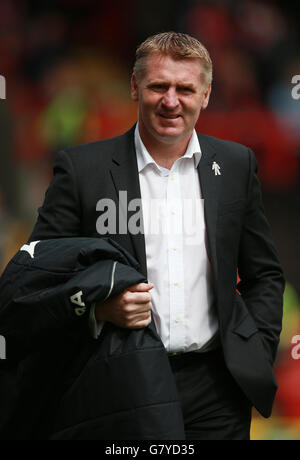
[126,282,154,293]
[122,290,152,306]
[95,283,154,329]
[122,292,152,319]
[124,311,152,329]
[119,283,154,329]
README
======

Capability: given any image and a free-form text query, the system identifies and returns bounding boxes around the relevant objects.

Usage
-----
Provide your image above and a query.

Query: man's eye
[180,87,193,93]
[149,84,166,91]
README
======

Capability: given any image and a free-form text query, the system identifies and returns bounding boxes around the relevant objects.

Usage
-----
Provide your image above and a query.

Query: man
[28,32,284,440]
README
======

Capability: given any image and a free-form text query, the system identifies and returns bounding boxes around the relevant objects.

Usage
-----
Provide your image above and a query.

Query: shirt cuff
[89,303,105,339]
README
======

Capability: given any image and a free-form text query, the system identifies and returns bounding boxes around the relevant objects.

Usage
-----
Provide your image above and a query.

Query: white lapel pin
[212,161,221,176]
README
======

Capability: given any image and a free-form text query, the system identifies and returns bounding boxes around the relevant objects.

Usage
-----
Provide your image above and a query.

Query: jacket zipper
[103,261,117,301]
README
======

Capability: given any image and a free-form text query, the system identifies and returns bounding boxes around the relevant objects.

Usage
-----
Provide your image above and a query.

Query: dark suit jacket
[29,125,285,418]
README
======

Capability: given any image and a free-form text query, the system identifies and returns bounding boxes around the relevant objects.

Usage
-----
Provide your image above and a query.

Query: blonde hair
[133,32,213,86]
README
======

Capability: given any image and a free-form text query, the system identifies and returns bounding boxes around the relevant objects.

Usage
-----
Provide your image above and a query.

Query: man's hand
[95,283,154,329]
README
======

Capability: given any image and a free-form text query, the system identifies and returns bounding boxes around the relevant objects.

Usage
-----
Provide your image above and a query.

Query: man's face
[131,53,211,147]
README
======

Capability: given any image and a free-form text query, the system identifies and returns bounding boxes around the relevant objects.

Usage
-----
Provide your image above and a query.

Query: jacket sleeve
[29,150,82,241]
[237,149,285,364]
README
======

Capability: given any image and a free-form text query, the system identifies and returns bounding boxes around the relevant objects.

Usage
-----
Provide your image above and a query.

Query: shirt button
[175,317,180,323]
[170,174,176,180]
[174,281,179,286]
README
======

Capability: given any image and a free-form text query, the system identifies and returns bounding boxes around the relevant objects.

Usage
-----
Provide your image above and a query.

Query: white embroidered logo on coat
[70,290,87,316]
[20,241,40,259]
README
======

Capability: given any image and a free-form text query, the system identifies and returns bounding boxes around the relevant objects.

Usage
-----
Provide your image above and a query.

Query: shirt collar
[134,123,202,173]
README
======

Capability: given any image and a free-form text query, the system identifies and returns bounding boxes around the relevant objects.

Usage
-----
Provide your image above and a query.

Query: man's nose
[162,88,179,109]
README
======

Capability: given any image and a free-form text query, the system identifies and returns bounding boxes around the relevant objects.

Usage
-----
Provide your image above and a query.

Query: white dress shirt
[135,125,218,353]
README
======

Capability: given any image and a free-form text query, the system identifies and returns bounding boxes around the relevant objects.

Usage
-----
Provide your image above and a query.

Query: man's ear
[201,83,211,110]
[131,74,139,101]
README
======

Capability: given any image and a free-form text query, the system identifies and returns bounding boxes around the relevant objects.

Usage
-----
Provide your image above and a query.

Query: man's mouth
[158,114,181,119]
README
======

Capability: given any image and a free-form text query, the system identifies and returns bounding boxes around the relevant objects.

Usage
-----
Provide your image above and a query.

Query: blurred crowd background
[0,0,299,440]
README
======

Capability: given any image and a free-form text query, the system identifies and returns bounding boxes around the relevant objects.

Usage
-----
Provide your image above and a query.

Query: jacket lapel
[109,126,148,278]
[197,134,221,284]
